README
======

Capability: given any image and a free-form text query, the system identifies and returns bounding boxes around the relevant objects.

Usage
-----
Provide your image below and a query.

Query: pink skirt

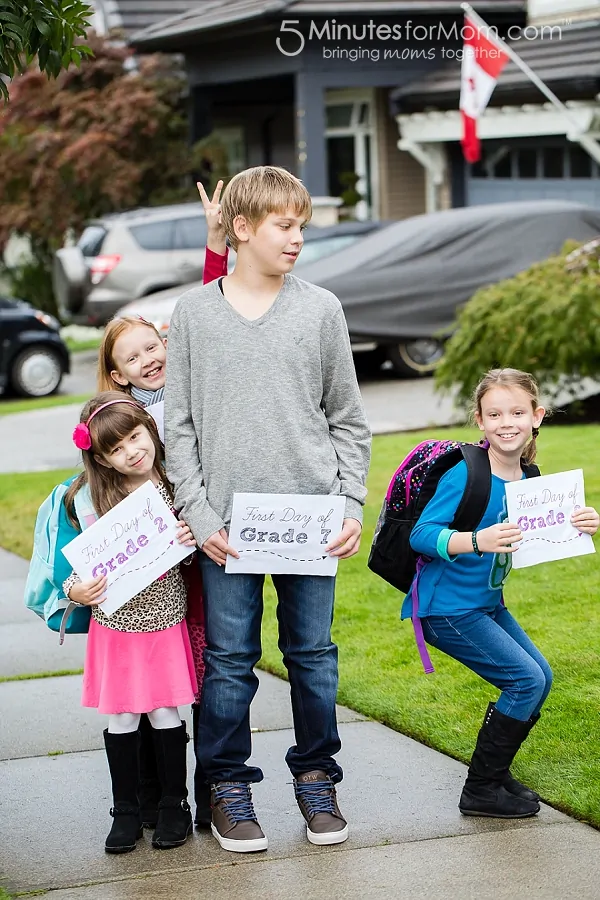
[82,618,198,715]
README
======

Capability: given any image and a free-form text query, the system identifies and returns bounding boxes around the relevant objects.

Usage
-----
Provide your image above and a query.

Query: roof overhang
[396,100,600,144]
[131,0,525,51]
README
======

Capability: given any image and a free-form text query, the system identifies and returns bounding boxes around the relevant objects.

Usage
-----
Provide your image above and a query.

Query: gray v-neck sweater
[164,275,372,548]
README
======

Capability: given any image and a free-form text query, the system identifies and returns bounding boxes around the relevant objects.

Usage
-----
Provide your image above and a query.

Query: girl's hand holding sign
[570,506,600,535]
[69,573,108,607]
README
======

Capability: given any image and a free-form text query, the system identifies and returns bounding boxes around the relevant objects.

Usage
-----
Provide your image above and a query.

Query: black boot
[503,709,541,803]
[192,704,212,829]
[103,729,143,854]
[138,713,161,828]
[151,722,193,849]
[459,705,541,819]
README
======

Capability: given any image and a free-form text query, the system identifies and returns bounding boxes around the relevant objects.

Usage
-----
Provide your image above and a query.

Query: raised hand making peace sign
[197,180,227,255]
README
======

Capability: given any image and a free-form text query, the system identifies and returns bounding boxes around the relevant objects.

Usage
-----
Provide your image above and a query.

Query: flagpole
[460,2,600,165]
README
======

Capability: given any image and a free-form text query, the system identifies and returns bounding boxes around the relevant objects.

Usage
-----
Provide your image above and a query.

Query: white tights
[107,707,181,734]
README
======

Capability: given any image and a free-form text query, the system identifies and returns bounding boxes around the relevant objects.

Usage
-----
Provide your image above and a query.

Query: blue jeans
[197,555,343,784]
[421,603,553,721]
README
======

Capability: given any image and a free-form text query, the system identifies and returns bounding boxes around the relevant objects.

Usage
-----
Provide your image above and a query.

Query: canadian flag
[460,16,510,163]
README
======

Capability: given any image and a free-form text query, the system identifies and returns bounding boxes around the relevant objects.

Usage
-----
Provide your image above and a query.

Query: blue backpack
[368,439,540,672]
[24,476,98,644]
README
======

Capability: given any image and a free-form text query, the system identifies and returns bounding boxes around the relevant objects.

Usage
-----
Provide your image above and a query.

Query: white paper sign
[61,481,194,615]
[505,469,595,568]
[226,493,346,576]
[148,401,164,443]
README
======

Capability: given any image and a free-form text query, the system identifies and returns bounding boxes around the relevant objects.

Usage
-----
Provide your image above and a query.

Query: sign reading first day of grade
[61,480,194,616]
[505,469,595,569]
[226,493,346,576]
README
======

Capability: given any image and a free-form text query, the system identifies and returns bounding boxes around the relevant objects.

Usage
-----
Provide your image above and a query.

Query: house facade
[130,1,523,221]
[392,0,600,210]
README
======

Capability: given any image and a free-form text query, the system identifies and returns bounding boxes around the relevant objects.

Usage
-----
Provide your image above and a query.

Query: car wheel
[387,339,444,377]
[10,346,64,397]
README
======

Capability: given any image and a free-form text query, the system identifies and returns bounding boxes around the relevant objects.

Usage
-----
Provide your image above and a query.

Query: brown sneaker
[294,770,349,845]
[210,782,268,853]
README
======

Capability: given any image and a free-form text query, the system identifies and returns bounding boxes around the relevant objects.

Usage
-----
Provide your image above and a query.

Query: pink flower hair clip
[72,399,140,451]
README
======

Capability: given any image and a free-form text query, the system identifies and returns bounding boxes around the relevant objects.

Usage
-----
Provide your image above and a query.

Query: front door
[325,90,377,220]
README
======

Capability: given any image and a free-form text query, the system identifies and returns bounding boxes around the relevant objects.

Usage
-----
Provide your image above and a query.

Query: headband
[72,399,141,451]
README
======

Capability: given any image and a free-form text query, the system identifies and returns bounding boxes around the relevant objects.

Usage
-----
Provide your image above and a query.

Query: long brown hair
[97,317,164,393]
[65,391,172,528]
[472,368,544,465]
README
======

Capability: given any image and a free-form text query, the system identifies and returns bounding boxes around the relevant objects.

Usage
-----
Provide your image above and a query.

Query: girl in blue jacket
[403,368,599,819]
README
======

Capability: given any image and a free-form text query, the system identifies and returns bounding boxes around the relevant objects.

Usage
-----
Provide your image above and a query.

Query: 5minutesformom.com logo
[275,18,563,57]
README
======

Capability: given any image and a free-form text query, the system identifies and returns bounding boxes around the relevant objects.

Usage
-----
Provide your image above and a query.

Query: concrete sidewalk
[2,546,600,899]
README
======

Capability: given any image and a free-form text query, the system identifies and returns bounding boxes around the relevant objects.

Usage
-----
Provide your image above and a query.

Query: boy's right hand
[202,528,240,566]
[68,574,107,606]
[475,523,523,554]
[197,180,227,251]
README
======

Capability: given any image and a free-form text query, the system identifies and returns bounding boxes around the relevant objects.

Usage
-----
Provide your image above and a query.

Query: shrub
[435,240,600,406]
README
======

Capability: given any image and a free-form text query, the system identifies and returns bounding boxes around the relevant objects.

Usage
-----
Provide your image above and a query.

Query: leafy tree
[0,0,92,101]
[434,239,600,405]
[0,34,199,315]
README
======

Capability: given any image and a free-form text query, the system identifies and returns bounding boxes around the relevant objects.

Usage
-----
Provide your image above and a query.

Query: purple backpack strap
[411,556,435,674]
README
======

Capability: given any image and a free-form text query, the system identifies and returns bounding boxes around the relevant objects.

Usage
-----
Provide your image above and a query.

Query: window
[543,148,563,178]
[77,226,107,257]
[130,221,174,251]
[569,146,592,177]
[493,149,512,178]
[470,143,597,180]
[207,126,247,177]
[295,234,362,267]
[173,217,208,250]
[516,149,537,178]
[326,104,354,128]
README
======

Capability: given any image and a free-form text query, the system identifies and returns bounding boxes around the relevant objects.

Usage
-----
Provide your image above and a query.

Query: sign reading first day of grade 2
[61,481,194,616]
[226,493,346,576]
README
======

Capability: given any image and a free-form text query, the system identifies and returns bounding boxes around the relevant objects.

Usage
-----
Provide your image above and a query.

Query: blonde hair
[65,391,171,527]
[472,368,543,464]
[221,166,312,250]
[97,316,163,393]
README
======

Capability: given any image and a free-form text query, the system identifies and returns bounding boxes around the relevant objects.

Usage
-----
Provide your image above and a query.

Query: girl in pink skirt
[61,393,198,853]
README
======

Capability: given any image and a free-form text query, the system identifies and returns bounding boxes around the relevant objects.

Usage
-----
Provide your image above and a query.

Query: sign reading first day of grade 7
[226,493,346,576]
[61,481,194,616]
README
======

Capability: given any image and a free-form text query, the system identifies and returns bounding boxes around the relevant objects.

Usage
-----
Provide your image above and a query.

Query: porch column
[294,72,327,195]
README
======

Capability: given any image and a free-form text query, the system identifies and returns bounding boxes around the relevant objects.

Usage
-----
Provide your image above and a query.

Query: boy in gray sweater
[165,166,371,854]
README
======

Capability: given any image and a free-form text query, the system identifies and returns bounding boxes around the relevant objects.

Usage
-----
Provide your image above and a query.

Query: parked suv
[53,203,208,325]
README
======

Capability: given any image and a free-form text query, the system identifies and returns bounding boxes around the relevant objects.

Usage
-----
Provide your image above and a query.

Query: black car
[0,298,70,397]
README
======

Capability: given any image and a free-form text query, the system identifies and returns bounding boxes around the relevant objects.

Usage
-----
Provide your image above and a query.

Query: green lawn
[3,425,600,826]
[64,337,103,353]
[0,394,90,417]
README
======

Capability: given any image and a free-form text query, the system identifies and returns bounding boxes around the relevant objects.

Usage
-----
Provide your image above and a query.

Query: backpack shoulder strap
[73,482,98,529]
[522,462,541,479]
[450,444,492,533]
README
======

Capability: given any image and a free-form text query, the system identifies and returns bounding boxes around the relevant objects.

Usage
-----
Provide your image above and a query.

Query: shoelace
[295,780,336,816]
[214,784,256,822]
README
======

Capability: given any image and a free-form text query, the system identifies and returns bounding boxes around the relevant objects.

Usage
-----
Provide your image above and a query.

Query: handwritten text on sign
[226,493,345,576]
[505,469,595,568]
[61,481,194,615]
